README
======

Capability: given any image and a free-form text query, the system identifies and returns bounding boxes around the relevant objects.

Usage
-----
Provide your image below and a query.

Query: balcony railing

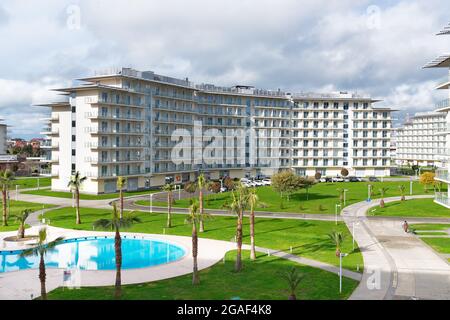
[435,192,450,207]
[436,98,450,109]
[435,169,450,182]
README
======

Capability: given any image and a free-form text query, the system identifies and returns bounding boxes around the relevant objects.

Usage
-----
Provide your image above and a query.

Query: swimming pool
[0,236,186,273]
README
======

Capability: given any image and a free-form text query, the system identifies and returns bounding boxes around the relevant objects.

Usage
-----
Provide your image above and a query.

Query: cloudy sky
[0,0,449,138]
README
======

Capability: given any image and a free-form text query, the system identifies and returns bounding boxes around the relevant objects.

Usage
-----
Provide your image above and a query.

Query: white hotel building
[426,23,450,208]
[395,111,446,167]
[40,68,394,194]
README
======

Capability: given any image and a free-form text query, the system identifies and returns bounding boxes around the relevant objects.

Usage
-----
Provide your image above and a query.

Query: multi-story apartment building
[425,23,450,208]
[0,120,7,155]
[39,68,394,194]
[395,111,446,167]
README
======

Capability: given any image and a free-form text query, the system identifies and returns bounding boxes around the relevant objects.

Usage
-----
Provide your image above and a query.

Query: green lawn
[13,177,51,189]
[136,181,427,214]
[421,238,450,254]
[0,200,56,232]
[43,207,363,272]
[47,250,357,300]
[368,199,450,218]
[410,224,450,231]
[22,189,159,200]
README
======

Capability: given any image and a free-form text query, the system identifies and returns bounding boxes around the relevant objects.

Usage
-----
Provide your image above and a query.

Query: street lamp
[149,193,154,214]
[367,184,372,201]
[15,185,18,201]
[410,176,413,196]
[335,203,341,225]
[175,184,181,200]
[343,189,348,207]
[339,252,349,294]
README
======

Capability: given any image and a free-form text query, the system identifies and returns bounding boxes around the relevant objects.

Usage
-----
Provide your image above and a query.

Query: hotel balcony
[435,98,450,111]
[434,192,450,209]
[435,169,450,183]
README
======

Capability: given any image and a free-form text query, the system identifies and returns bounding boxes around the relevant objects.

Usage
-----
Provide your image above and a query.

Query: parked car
[253,180,264,187]
[332,177,344,182]
[368,176,379,182]
[348,176,360,182]
[261,179,271,186]
[220,187,227,193]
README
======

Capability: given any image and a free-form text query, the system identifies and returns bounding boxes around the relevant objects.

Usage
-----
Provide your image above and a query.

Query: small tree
[116,176,127,219]
[161,183,175,228]
[341,168,349,177]
[223,177,235,191]
[419,172,435,193]
[398,185,406,201]
[184,181,197,195]
[67,171,87,225]
[271,170,303,201]
[281,267,304,300]
[208,181,221,199]
[379,187,389,208]
[301,177,316,200]
[0,169,15,226]
[314,172,322,180]
[15,209,32,239]
[328,231,345,257]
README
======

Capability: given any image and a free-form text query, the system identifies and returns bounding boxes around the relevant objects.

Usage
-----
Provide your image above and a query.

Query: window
[71,106,76,113]
[72,121,76,127]
[72,135,76,142]
[72,149,76,156]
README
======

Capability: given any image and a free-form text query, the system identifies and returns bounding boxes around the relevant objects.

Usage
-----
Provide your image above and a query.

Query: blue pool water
[0,237,186,273]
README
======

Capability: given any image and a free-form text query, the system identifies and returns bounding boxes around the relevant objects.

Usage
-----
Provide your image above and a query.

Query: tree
[314,172,322,180]
[185,200,201,285]
[336,188,345,207]
[281,267,304,300]
[197,173,207,232]
[328,231,345,257]
[184,181,197,195]
[67,171,87,224]
[271,170,303,201]
[223,177,235,191]
[0,169,14,226]
[227,185,248,272]
[15,209,32,239]
[116,176,127,219]
[379,187,389,208]
[208,181,221,197]
[341,168,349,177]
[21,228,64,300]
[161,183,175,228]
[93,203,141,299]
[301,177,316,201]
[419,172,435,193]
[247,188,259,260]
[398,185,406,201]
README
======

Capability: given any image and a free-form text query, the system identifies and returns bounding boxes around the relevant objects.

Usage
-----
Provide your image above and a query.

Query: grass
[368,199,450,218]
[136,181,428,214]
[414,231,448,236]
[47,250,358,300]
[421,238,450,254]
[410,224,450,231]
[22,189,159,200]
[43,207,363,272]
[13,177,51,189]
[0,200,56,232]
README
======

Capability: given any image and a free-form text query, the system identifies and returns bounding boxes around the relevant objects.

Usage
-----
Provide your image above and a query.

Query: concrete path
[343,195,450,300]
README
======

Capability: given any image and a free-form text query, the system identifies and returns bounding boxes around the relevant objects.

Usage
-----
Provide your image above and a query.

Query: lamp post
[343,189,348,207]
[339,253,349,294]
[15,185,18,201]
[335,203,341,225]
[367,184,372,201]
[410,176,413,195]
[175,184,181,200]
[37,178,40,190]
[149,193,154,214]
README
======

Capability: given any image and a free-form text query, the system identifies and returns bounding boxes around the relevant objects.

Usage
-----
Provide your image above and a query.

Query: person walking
[402,220,409,233]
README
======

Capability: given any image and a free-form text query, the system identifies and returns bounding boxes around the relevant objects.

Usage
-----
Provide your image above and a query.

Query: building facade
[425,23,450,208]
[40,68,394,194]
[395,111,446,167]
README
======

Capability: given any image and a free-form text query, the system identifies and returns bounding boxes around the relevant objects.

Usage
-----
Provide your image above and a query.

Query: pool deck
[0,226,236,300]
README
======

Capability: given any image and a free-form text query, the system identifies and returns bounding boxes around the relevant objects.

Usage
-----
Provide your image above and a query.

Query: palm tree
[281,267,303,300]
[67,171,87,224]
[0,169,14,226]
[197,173,207,232]
[328,231,345,257]
[161,183,175,228]
[21,228,64,300]
[185,200,200,285]
[379,187,389,208]
[93,203,141,299]
[247,188,259,260]
[15,209,32,239]
[116,176,127,219]
[228,185,248,272]
[398,185,406,201]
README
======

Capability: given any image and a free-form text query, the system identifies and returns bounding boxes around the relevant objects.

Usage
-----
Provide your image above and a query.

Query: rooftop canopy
[437,23,450,35]
[423,54,450,68]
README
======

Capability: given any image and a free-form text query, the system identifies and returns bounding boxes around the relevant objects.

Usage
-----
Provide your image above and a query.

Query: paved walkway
[343,195,450,300]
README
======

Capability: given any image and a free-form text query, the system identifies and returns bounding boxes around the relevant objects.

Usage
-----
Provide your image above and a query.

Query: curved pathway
[343,195,450,300]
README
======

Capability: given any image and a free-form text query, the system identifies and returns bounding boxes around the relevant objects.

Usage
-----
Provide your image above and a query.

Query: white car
[332,177,344,182]
[253,180,264,186]
[261,179,271,186]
